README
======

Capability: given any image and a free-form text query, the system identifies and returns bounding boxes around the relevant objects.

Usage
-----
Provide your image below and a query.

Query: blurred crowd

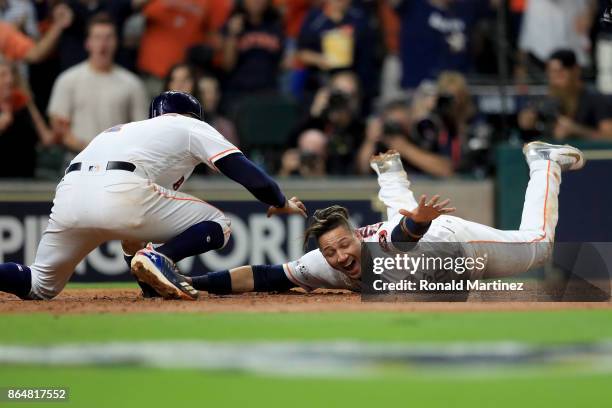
[1,0,612,180]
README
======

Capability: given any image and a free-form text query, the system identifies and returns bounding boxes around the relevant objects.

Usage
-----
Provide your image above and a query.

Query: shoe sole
[369,152,401,172]
[523,141,585,171]
[131,255,198,301]
[370,151,400,163]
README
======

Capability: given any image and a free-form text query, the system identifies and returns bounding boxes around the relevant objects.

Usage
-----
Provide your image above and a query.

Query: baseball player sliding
[144,142,584,296]
[0,91,306,300]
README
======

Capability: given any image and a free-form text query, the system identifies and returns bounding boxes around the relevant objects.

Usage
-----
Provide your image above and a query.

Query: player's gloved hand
[267,196,307,218]
[399,194,455,224]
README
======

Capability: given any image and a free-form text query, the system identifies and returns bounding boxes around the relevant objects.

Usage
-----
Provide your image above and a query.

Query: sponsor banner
[0,200,378,282]
[361,242,612,302]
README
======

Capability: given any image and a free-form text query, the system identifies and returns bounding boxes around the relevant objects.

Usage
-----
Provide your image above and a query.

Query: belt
[66,161,136,174]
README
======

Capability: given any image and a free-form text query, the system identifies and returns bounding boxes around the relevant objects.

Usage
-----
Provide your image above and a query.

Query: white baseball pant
[376,159,561,279]
[28,165,230,299]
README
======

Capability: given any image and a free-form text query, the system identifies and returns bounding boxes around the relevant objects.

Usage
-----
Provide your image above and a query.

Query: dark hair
[163,63,198,94]
[303,205,352,248]
[231,0,280,25]
[382,98,410,114]
[86,12,117,37]
[549,49,578,69]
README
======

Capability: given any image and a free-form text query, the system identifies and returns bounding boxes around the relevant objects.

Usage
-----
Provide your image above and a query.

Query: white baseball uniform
[29,114,238,299]
[283,159,561,291]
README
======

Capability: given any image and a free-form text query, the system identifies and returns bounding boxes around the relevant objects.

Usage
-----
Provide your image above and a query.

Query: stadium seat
[35,145,67,181]
[230,93,299,155]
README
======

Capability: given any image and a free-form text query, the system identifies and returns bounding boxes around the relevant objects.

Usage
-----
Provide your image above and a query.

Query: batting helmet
[149,91,203,120]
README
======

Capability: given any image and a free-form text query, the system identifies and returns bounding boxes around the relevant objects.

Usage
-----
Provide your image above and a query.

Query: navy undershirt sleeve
[189,264,295,294]
[391,217,431,243]
[252,264,295,292]
[214,153,286,208]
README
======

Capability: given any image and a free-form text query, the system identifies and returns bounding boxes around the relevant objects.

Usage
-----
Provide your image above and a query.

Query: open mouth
[342,259,360,278]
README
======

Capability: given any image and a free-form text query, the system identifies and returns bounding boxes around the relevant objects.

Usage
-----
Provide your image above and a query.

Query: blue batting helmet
[149,91,203,120]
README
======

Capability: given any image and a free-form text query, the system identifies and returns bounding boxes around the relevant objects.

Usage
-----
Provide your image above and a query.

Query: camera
[299,150,319,171]
[410,117,442,151]
[536,99,561,125]
[433,93,455,120]
[408,93,456,151]
[382,120,405,136]
[326,90,352,113]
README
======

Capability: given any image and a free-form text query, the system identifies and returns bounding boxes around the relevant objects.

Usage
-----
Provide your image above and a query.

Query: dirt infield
[0,288,611,314]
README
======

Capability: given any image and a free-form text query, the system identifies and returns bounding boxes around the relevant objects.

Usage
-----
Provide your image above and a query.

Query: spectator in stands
[138,0,232,95]
[518,49,612,141]
[273,0,320,96]
[162,65,239,147]
[0,58,56,178]
[0,3,73,64]
[54,0,146,71]
[279,129,328,177]
[434,70,477,144]
[378,0,402,100]
[297,0,375,96]
[358,71,479,177]
[288,70,364,174]
[390,0,498,90]
[356,83,455,177]
[276,0,318,40]
[221,0,285,96]
[357,98,407,174]
[197,74,239,146]
[164,63,198,94]
[517,0,596,79]
[47,13,147,155]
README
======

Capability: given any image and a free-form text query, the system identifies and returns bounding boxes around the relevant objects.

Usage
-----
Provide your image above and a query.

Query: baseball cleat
[136,280,162,298]
[130,245,199,300]
[370,150,403,175]
[523,141,585,171]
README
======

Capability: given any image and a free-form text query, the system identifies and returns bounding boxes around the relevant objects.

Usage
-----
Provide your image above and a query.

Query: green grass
[2,284,612,407]
[0,366,610,408]
[1,310,612,345]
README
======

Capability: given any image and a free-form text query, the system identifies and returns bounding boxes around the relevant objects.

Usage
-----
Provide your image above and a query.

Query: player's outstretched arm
[186,264,297,294]
[266,196,307,218]
[391,194,455,243]
[215,153,307,218]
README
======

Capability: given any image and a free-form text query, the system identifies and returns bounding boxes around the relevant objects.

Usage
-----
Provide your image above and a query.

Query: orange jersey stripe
[208,148,241,164]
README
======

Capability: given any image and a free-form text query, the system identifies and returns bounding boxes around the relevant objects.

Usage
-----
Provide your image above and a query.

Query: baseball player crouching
[0,91,306,300]
[174,142,584,294]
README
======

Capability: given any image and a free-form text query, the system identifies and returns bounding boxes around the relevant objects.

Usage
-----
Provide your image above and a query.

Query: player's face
[318,225,362,279]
